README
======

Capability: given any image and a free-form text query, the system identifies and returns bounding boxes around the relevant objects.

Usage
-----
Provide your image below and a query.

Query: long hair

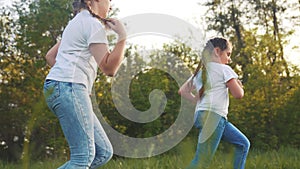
[72,0,88,16]
[191,37,230,97]
[72,0,106,21]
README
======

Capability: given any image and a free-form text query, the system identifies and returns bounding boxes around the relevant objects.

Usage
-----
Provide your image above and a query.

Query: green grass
[1,141,299,169]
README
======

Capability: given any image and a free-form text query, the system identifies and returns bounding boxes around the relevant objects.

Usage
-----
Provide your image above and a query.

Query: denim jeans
[187,110,250,169]
[43,80,113,169]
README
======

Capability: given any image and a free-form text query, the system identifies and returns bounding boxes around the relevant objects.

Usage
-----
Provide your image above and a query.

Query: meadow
[1,139,299,169]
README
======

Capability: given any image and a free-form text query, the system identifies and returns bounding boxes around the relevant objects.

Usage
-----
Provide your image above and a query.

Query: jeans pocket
[43,80,60,103]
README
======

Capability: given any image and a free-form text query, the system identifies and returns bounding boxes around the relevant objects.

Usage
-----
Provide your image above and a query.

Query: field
[1,140,299,169]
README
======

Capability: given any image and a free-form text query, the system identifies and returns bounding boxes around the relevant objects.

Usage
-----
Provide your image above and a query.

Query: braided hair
[191,37,230,97]
[72,0,108,23]
[72,0,88,16]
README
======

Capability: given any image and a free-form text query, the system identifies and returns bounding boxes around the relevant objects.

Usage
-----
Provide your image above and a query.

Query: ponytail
[192,37,229,98]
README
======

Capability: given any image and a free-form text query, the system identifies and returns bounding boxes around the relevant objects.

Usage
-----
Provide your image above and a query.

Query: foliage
[0,0,299,163]
[0,0,71,162]
[95,44,192,138]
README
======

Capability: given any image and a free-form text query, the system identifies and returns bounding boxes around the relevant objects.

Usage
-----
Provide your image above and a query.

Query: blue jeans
[43,80,113,169]
[187,110,250,169]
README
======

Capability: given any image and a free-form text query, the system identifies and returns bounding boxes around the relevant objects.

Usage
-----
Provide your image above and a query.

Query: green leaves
[0,0,300,162]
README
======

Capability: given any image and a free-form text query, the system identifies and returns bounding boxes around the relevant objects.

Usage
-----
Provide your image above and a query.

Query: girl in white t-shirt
[179,37,250,169]
[43,0,126,168]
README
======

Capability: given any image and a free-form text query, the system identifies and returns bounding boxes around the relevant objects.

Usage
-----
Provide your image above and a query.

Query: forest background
[0,0,299,165]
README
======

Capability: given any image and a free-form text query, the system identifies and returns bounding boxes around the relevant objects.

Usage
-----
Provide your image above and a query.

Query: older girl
[43,0,126,168]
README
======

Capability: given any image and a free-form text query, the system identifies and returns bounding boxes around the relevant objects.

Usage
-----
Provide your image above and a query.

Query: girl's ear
[213,47,221,57]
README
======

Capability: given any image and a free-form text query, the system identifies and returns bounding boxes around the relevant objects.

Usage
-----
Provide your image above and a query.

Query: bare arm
[45,41,60,67]
[90,19,126,77]
[227,78,244,99]
[90,41,125,76]
[178,79,198,104]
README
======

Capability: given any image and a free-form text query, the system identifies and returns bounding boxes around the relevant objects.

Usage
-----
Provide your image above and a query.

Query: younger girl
[178,37,250,169]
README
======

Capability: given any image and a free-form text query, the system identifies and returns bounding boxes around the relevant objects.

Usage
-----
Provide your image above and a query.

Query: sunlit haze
[112,0,299,68]
[0,0,299,67]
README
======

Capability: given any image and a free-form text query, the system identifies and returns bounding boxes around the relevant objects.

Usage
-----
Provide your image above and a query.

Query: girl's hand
[45,41,60,67]
[106,19,127,41]
[178,79,198,104]
[237,79,244,88]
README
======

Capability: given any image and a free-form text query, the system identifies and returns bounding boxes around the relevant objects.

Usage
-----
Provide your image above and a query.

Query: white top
[191,62,238,118]
[46,10,108,94]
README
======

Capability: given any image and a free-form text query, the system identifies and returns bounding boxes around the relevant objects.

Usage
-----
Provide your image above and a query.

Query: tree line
[0,0,299,162]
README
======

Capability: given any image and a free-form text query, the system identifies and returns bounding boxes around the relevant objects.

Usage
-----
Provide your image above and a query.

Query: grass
[1,140,299,169]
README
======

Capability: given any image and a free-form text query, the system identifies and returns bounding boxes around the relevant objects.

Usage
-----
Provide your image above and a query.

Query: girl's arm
[227,78,244,99]
[90,39,125,77]
[45,41,61,67]
[90,19,126,77]
[178,79,198,104]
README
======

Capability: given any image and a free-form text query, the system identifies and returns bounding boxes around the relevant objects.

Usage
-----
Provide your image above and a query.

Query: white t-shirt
[46,10,108,94]
[191,62,238,118]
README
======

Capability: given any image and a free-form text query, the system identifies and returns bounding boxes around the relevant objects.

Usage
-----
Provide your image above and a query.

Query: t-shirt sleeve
[223,65,238,83]
[193,71,203,92]
[87,20,108,45]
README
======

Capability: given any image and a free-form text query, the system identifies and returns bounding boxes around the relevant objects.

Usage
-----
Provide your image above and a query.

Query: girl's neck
[208,57,222,64]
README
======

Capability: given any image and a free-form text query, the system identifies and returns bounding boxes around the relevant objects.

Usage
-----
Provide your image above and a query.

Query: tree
[0,0,72,162]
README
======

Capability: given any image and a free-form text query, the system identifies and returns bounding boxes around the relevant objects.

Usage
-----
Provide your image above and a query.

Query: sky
[111,0,207,50]
[1,0,299,67]
[111,0,300,68]
[112,0,203,20]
